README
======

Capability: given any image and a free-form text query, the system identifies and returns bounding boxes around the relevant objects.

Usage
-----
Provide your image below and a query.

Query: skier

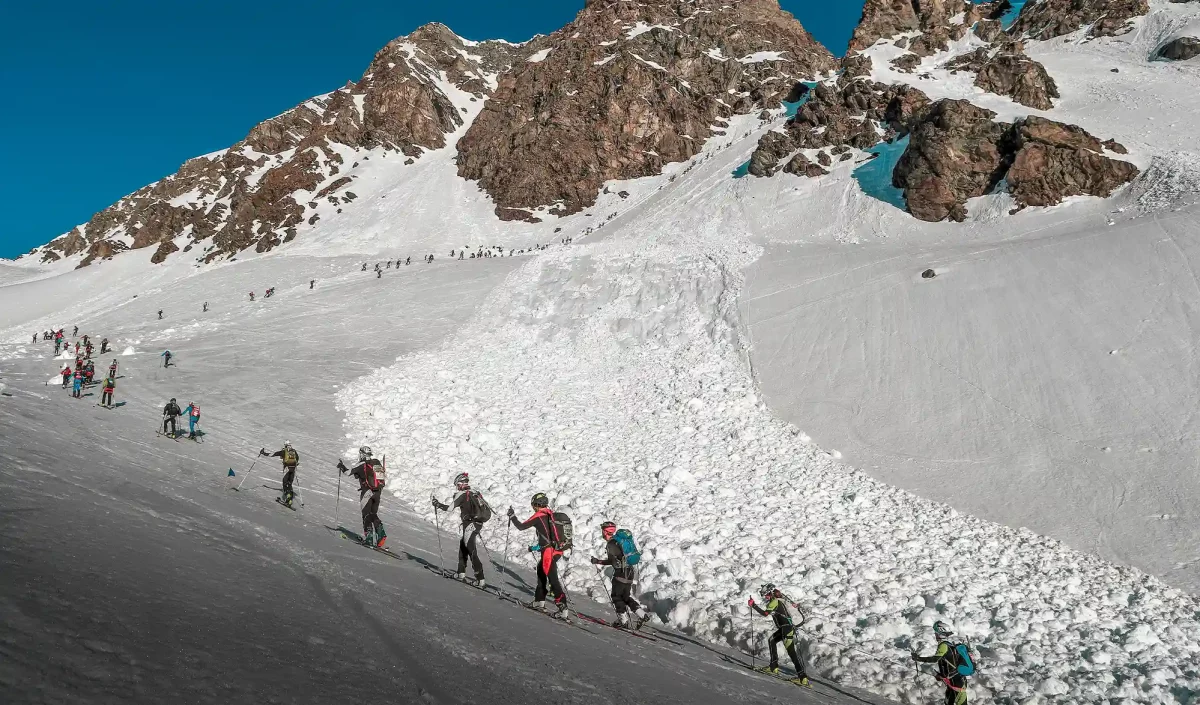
[180,401,201,439]
[158,310,163,320]
[260,442,300,508]
[361,263,367,272]
[72,325,78,337]
[507,493,570,618]
[431,472,491,587]
[376,269,382,279]
[72,368,84,399]
[84,360,95,385]
[203,302,208,312]
[249,291,255,302]
[590,521,651,629]
[162,398,182,437]
[100,338,109,354]
[405,256,411,266]
[108,359,119,379]
[337,446,387,548]
[61,365,71,388]
[913,621,969,705]
[748,583,810,686]
[309,279,314,289]
[161,350,172,368]
[386,261,392,269]
[100,376,115,407]
[32,332,37,344]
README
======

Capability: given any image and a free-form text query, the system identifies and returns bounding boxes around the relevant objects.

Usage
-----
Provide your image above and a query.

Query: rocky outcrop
[893,100,1138,221]
[948,48,1059,109]
[974,19,1004,42]
[1157,36,1200,61]
[848,0,923,51]
[748,76,932,177]
[848,0,969,54]
[1002,116,1139,207]
[38,24,523,267]
[841,52,874,79]
[457,0,836,220]
[893,100,1010,221]
[1010,0,1149,40]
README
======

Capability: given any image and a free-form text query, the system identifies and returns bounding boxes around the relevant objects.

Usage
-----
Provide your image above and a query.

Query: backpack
[613,529,641,566]
[282,447,299,466]
[190,404,200,418]
[467,492,493,523]
[944,641,977,677]
[364,458,386,490]
[549,512,573,550]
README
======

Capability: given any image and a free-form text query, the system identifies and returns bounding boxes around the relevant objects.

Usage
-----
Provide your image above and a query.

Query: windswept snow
[737,51,786,64]
[527,48,553,63]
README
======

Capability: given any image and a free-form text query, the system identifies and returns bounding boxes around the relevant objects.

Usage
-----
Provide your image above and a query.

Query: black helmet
[531,492,549,508]
[358,445,372,461]
[758,583,776,598]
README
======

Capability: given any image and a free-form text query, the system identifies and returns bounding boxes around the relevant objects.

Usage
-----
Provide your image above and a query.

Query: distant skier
[376,269,382,279]
[386,261,392,269]
[162,398,182,437]
[431,472,492,587]
[32,332,37,343]
[249,291,255,301]
[100,376,115,407]
[590,521,650,629]
[61,366,71,388]
[180,401,201,439]
[72,325,78,337]
[405,256,411,266]
[507,493,570,618]
[337,446,387,548]
[913,621,970,705]
[100,338,109,354]
[203,301,209,312]
[261,442,300,508]
[748,583,809,686]
[84,360,95,385]
[157,310,163,320]
[361,263,367,272]
[458,251,464,260]
[108,359,119,379]
[309,279,315,289]
[72,369,84,399]
[161,350,172,368]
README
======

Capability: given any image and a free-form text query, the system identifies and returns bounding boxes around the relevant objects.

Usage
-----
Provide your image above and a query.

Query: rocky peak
[848,0,970,53]
[456,0,837,220]
[1010,0,1150,40]
[38,24,522,268]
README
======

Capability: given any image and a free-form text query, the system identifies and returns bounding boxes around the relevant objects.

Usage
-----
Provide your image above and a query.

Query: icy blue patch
[852,136,910,210]
[999,0,1027,29]
[732,160,751,178]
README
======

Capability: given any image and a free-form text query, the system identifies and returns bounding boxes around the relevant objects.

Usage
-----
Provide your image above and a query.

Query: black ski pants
[768,624,807,676]
[101,390,113,406]
[609,575,641,615]
[457,523,485,579]
[535,549,566,605]
[163,416,177,435]
[361,489,383,537]
[281,467,296,503]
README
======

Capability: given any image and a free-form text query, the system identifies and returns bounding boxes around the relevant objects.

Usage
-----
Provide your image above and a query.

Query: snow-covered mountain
[5,1,1200,704]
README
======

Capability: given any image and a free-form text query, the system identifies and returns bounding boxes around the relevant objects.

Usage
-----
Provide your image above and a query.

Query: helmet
[283,441,292,449]
[531,492,549,508]
[758,583,776,598]
[170,397,177,403]
[453,472,470,489]
[600,521,617,538]
[358,445,372,461]
[933,621,953,638]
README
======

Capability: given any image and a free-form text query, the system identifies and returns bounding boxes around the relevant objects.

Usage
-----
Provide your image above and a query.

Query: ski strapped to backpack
[613,528,641,566]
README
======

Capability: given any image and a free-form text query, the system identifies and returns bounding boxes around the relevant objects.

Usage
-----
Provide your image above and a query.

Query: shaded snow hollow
[339,238,1200,703]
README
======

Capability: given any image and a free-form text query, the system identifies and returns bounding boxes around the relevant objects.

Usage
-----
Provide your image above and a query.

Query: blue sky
[0,1,863,259]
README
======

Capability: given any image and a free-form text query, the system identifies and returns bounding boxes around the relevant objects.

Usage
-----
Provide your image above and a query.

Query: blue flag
[228,468,236,477]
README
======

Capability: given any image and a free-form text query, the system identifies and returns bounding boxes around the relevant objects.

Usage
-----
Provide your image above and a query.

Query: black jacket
[509,508,556,549]
[434,490,486,527]
[595,538,635,583]
[342,458,384,498]
[163,402,182,418]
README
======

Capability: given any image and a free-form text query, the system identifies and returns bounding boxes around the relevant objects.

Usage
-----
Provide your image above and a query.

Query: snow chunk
[121,347,136,356]
[594,54,618,67]
[626,22,675,39]
[737,51,786,64]
[527,48,553,63]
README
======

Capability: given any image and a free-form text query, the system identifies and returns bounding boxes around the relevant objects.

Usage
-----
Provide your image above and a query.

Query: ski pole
[593,565,611,603]
[503,518,511,564]
[334,463,342,526]
[432,498,446,576]
[236,457,256,491]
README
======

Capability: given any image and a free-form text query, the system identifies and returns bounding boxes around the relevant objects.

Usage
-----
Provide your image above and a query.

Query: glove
[259,448,267,456]
[590,556,601,564]
[337,460,347,473]
[747,597,756,607]
[528,544,540,553]
[507,506,516,518]
[911,652,920,662]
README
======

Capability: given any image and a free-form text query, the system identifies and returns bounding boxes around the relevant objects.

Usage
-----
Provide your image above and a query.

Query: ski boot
[363,529,377,548]
[455,572,466,581]
[615,614,631,629]
[755,665,781,676]
[375,525,387,549]
[475,578,486,589]
[553,599,571,622]
[790,676,811,687]
[635,610,652,630]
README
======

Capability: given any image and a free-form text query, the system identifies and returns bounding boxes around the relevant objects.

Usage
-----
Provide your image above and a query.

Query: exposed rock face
[848,0,923,51]
[1157,36,1200,61]
[948,48,1059,109]
[974,19,1004,42]
[841,52,874,79]
[1011,0,1149,40]
[457,0,836,220]
[892,53,922,72]
[848,0,968,54]
[747,77,932,177]
[1003,116,1139,207]
[893,100,1138,221]
[893,100,1010,221]
[38,24,523,267]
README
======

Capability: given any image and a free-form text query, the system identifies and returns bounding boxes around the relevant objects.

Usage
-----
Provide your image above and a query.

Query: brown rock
[974,19,1003,42]
[947,48,1059,110]
[1157,36,1200,61]
[892,53,922,73]
[782,153,829,178]
[1011,0,1148,40]
[1003,116,1139,207]
[150,240,179,264]
[892,99,1009,222]
[1102,138,1128,154]
[841,52,874,79]
[816,151,832,166]
[457,0,836,218]
[848,0,922,51]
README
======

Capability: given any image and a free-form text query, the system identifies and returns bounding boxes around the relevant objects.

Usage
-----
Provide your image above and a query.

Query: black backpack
[467,491,493,523]
[550,512,573,550]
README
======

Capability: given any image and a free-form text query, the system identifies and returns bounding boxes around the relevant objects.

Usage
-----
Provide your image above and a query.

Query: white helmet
[358,445,372,461]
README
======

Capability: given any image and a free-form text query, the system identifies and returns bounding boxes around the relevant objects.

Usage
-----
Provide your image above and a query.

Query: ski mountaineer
[158,309,163,320]
[72,325,78,337]
[180,401,200,439]
[748,583,810,687]
[203,301,208,312]
[72,369,84,398]
[590,521,651,629]
[161,350,172,368]
[309,279,314,289]
[507,493,570,618]
[100,338,109,354]
[431,472,491,587]
[162,398,182,437]
[61,366,71,388]
[108,359,118,379]
[261,442,300,507]
[913,621,969,705]
[337,447,387,548]
[101,376,115,407]
[249,291,255,301]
